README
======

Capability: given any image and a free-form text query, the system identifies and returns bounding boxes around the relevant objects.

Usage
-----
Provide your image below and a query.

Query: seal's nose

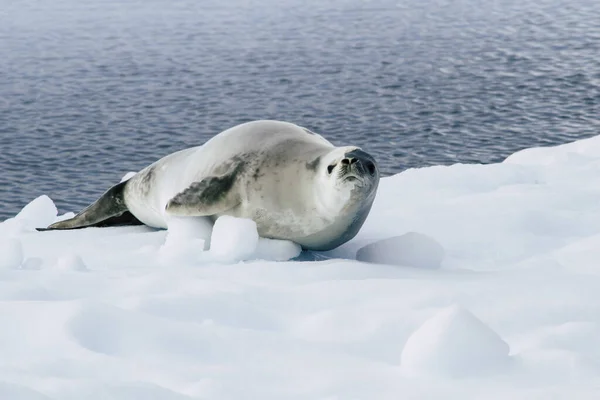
[341,157,358,165]
[343,149,378,177]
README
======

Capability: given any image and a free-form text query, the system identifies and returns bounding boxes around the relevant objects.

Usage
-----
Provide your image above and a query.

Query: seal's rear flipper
[38,181,137,231]
[36,211,143,231]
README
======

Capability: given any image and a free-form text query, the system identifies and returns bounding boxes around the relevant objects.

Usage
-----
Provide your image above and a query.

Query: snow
[159,216,212,265]
[400,305,510,377]
[254,236,302,261]
[209,215,259,263]
[209,215,301,262]
[54,254,88,272]
[120,171,137,182]
[3,136,600,398]
[0,238,24,269]
[356,232,445,268]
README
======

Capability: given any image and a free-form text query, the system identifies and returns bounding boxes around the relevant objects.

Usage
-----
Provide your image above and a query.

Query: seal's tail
[37,181,142,231]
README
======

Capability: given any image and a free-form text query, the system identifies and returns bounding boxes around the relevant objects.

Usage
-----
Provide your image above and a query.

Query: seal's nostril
[341,158,350,165]
[365,161,376,175]
[350,158,357,164]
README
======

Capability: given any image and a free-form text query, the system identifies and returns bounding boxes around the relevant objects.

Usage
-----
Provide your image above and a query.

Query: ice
[254,237,302,261]
[0,238,24,269]
[356,232,444,268]
[120,171,138,182]
[163,216,212,250]
[2,136,600,398]
[54,254,88,271]
[159,216,212,265]
[21,257,43,270]
[209,215,259,263]
[15,195,58,228]
[0,195,57,235]
[400,305,510,377]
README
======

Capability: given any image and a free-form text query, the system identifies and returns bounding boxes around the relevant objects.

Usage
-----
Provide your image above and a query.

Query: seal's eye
[365,161,376,176]
[327,164,335,174]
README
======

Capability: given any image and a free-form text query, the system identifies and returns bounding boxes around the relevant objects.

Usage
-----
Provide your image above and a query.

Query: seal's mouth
[339,163,364,181]
[342,174,365,186]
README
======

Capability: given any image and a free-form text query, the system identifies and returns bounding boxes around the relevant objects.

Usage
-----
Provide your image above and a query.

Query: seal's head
[315,146,380,217]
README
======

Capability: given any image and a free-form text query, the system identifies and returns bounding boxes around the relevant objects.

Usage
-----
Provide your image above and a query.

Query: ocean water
[1,0,599,220]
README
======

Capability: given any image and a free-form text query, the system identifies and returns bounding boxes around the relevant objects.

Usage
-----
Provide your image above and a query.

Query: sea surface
[1,0,599,220]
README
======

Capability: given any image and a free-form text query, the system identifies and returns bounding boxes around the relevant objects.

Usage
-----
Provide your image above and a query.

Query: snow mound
[400,305,510,377]
[210,216,259,263]
[21,257,43,270]
[0,196,58,235]
[0,238,24,269]
[504,135,600,166]
[55,254,88,272]
[255,237,302,261]
[15,195,58,227]
[356,232,444,268]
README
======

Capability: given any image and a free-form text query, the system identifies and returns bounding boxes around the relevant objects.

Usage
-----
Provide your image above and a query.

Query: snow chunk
[164,217,213,250]
[255,237,302,261]
[120,171,138,182]
[401,305,510,377]
[0,238,24,269]
[210,216,259,263]
[15,195,58,227]
[161,216,300,263]
[356,232,444,269]
[0,195,58,235]
[55,212,76,222]
[55,254,88,272]
[159,217,212,265]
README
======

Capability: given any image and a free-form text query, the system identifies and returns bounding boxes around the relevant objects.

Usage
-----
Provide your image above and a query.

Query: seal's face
[315,146,380,217]
[328,148,379,189]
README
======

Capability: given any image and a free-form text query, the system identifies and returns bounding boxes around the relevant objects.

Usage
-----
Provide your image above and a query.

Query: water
[1,0,599,220]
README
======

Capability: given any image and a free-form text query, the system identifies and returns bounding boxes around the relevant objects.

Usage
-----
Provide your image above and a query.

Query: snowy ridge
[2,136,600,398]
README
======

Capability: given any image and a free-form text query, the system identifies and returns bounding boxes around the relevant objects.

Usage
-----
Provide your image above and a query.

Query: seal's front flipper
[165,171,242,217]
[38,181,136,231]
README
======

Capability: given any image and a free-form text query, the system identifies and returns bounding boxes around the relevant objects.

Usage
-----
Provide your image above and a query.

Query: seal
[40,120,380,251]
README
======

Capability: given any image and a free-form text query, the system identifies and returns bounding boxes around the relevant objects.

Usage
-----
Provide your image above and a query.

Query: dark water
[1,0,599,220]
